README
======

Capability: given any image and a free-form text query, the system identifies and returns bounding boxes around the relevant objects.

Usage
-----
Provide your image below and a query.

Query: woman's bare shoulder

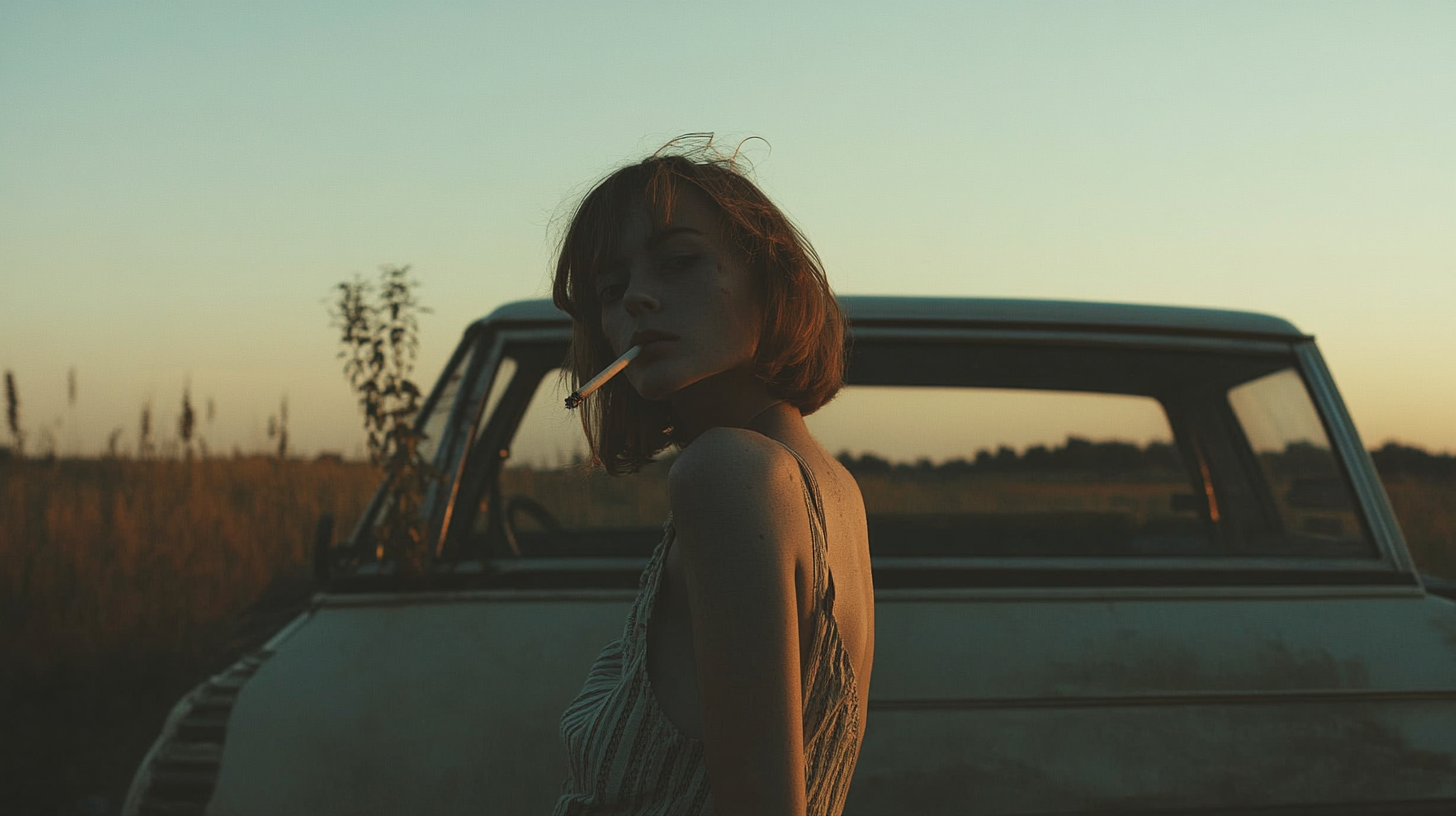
[667,428,807,558]
[669,425,799,486]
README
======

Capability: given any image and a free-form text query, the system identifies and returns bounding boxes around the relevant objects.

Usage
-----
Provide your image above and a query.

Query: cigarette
[565,345,641,409]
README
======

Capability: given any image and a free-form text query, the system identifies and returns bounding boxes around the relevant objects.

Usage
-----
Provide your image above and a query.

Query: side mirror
[313,513,336,588]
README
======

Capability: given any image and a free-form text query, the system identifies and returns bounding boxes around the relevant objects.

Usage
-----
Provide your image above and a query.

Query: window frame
[350,322,1418,591]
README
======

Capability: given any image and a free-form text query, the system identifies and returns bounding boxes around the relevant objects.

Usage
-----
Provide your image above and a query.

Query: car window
[807,386,1207,557]
[453,340,1378,565]
[1226,367,1371,555]
[416,343,474,467]
[470,366,669,558]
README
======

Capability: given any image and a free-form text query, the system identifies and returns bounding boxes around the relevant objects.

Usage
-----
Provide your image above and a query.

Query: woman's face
[595,187,762,402]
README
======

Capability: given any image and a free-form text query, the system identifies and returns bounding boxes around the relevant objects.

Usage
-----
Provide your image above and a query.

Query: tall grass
[1384,478,1456,579]
[0,455,1451,810]
[0,456,378,683]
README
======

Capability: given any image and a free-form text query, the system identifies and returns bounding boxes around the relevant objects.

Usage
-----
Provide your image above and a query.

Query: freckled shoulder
[669,427,797,501]
[667,428,808,558]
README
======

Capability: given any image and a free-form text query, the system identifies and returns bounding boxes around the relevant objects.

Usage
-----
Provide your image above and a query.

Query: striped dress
[553,443,863,816]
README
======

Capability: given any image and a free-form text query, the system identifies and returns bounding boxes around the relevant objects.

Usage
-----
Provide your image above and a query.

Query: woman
[550,143,874,816]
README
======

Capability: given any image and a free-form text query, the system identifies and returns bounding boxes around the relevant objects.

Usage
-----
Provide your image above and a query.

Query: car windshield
[445,338,1375,565]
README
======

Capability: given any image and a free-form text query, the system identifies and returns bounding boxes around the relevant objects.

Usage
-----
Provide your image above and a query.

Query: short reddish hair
[552,143,845,474]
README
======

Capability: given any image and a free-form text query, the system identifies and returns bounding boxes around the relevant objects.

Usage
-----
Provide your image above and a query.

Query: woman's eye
[661,253,700,272]
[598,284,626,304]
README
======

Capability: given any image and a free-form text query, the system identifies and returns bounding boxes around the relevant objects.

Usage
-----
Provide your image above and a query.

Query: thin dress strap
[763,439,836,619]
[762,438,862,813]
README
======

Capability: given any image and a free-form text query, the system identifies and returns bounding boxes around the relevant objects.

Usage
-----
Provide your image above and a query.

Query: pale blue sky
[2,1,1453,458]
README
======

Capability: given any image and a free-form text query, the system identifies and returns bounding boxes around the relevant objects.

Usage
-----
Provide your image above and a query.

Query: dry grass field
[1384,477,1456,579]
[0,456,378,814]
[1,457,1452,814]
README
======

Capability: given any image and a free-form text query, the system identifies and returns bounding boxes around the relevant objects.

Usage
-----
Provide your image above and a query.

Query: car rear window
[452,339,1377,566]
[809,386,1203,557]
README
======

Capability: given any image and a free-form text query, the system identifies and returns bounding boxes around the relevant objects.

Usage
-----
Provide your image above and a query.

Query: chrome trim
[317,580,1428,607]
[261,610,313,650]
[475,296,1308,340]
[848,326,1296,354]
[315,587,639,608]
[466,316,1299,354]
[868,687,1456,711]
[872,584,1426,602]
[870,556,1395,572]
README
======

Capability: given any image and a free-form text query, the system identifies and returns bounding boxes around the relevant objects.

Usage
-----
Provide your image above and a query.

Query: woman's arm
[669,428,812,816]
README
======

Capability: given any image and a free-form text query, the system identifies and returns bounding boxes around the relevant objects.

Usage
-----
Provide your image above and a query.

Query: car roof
[472,296,1306,340]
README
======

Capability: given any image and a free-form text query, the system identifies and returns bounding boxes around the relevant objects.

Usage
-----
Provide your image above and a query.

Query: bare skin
[594,188,874,816]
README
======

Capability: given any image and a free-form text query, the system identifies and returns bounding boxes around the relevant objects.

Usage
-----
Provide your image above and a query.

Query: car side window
[807,386,1210,557]
[1225,367,1373,556]
[466,361,669,558]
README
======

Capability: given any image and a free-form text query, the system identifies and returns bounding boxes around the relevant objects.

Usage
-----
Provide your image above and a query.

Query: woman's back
[649,422,874,739]
[553,427,872,815]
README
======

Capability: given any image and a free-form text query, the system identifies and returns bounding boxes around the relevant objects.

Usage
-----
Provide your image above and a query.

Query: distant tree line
[1369,442,1456,481]
[837,437,1185,477]
[837,437,1456,481]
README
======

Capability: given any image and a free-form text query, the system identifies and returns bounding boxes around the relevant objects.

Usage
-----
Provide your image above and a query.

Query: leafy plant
[331,265,436,574]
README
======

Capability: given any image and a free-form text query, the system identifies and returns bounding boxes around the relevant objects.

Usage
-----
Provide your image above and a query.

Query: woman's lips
[634,337,674,360]
[630,330,678,350]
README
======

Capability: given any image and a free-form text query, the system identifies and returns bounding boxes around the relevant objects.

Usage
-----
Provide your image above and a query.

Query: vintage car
[124,297,1456,816]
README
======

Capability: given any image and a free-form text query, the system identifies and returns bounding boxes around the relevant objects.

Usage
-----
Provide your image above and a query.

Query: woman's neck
[667,365,789,446]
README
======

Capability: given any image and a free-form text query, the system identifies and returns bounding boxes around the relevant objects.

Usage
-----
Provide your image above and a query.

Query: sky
[2,0,1453,459]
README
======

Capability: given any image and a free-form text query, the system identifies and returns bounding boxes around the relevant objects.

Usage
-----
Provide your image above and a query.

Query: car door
[826,333,1456,815]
